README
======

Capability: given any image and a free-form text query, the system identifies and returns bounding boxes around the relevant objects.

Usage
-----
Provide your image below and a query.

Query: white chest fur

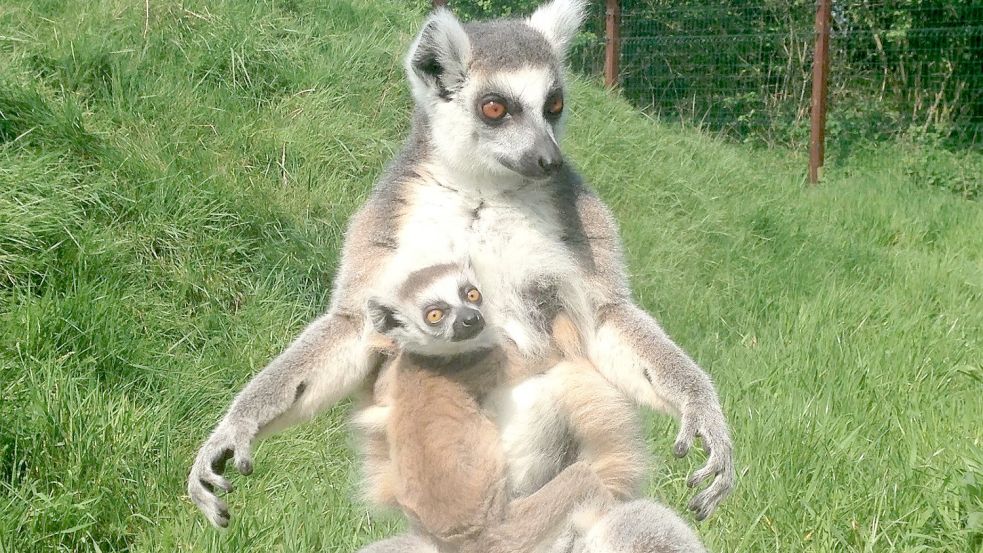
[385,179,588,355]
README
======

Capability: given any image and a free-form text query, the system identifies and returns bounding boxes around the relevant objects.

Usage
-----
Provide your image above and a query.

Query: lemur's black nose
[452,308,485,341]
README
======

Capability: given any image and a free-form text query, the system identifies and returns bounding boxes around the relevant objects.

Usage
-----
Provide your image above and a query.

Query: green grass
[1,1,981,551]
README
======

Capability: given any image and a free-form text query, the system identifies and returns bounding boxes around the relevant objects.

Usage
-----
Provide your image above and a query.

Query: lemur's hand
[673,403,735,521]
[187,420,255,528]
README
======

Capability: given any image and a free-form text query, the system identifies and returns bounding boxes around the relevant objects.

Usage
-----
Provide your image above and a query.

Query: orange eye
[426,308,444,324]
[547,96,564,115]
[481,100,507,120]
[466,288,482,303]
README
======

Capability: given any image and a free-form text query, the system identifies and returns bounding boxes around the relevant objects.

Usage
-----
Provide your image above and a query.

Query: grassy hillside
[1,1,981,551]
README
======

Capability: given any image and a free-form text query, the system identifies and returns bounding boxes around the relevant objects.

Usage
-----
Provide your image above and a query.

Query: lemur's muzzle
[452,308,485,341]
[515,137,563,179]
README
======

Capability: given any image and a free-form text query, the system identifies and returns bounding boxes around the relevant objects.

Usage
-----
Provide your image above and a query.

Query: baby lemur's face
[367,263,495,356]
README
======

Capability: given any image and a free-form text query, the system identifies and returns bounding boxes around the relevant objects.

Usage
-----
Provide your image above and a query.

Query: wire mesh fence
[614,0,982,155]
[618,2,816,147]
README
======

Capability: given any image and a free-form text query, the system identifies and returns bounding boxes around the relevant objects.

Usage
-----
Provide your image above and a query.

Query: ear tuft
[367,298,402,335]
[405,8,471,103]
[526,0,587,60]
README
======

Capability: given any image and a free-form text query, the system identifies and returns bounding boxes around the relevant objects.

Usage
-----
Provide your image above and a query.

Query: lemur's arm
[187,311,376,527]
[572,186,735,520]
[188,203,393,528]
[592,303,733,520]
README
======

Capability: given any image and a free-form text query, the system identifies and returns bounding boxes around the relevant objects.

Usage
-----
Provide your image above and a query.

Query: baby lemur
[354,263,619,553]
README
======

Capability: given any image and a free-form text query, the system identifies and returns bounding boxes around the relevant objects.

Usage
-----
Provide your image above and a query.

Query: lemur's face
[404,1,585,184]
[442,66,566,181]
[419,280,485,342]
[367,264,495,356]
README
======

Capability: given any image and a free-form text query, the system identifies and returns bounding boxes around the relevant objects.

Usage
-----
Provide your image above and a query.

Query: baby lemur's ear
[405,8,471,103]
[367,298,402,334]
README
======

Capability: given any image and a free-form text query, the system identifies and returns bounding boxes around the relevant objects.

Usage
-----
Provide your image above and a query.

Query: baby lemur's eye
[466,288,481,304]
[425,308,444,325]
[479,96,508,122]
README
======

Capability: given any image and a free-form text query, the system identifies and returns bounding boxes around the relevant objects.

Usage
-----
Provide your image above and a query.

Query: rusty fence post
[808,0,832,184]
[604,0,621,88]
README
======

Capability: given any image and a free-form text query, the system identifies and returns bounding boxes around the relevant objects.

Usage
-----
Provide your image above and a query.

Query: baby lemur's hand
[187,420,255,528]
[673,403,735,521]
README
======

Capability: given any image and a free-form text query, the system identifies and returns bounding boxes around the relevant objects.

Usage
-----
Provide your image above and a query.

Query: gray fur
[580,500,708,553]
[465,20,559,72]
[187,312,364,528]
[187,0,734,539]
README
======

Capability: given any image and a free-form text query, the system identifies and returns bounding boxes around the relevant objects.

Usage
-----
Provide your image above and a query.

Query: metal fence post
[604,0,621,88]
[808,0,832,184]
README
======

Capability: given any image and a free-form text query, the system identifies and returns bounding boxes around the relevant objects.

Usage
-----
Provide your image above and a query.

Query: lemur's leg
[356,534,440,553]
[590,302,734,520]
[187,310,378,527]
[481,461,615,553]
[580,499,707,553]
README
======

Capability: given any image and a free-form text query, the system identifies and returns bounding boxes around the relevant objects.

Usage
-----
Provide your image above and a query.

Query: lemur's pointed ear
[527,0,587,60]
[405,8,471,103]
[367,298,402,335]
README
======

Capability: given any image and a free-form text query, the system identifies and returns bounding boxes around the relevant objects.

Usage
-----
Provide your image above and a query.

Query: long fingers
[685,438,734,521]
[687,467,734,521]
[189,439,246,528]
[188,473,231,528]
[201,471,235,494]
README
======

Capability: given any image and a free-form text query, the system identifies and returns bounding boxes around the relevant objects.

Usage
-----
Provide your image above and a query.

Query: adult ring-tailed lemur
[188,0,735,536]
